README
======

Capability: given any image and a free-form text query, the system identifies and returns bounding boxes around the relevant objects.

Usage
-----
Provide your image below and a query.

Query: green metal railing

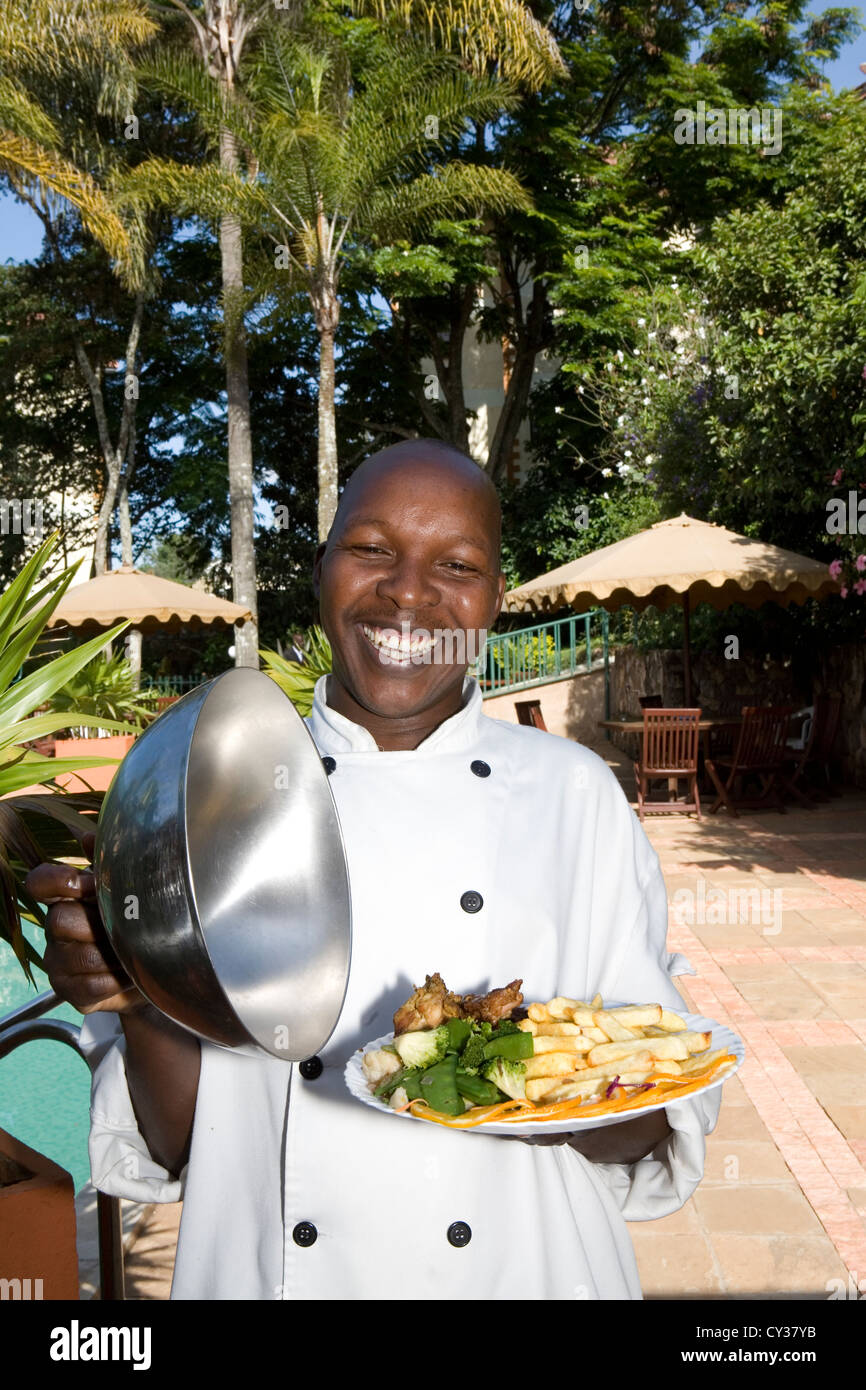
[475,610,609,698]
[139,672,209,695]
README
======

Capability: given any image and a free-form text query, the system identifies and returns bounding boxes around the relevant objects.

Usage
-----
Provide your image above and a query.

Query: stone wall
[609,641,866,787]
[610,645,809,717]
[816,642,866,788]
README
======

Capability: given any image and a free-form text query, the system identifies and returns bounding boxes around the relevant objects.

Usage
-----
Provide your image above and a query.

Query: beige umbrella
[46,565,252,685]
[503,514,840,704]
[47,565,252,634]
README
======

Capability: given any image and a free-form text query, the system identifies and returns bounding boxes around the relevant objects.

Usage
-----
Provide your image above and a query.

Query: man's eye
[353,544,386,554]
[444,561,476,573]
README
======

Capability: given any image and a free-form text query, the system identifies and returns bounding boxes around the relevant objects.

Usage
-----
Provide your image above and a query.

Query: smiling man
[30,438,719,1301]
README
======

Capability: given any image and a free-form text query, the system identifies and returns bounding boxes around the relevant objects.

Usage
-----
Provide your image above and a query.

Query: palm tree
[0,0,155,288]
[118,15,544,538]
[152,0,271,668]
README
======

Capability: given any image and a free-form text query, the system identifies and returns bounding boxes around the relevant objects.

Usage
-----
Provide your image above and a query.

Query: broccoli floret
[393,1025,449,1069]
[458,1031,489,1074]
[490,1018,521,1037]
[481,1057,527,1100]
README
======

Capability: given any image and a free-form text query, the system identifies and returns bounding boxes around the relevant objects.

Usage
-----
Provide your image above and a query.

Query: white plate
[344,1009,744,1135]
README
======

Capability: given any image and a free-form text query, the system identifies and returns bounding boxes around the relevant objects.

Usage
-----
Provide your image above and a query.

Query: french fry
[589,993,603,1008]
[525,1052,585,1079]
[545,1067,654,1102]
[658,1009,689,1032]
[568,1006,599,1027]
[532,1034,595,1054]
[649,1059,683,1076]
[528,1003,552,1022]
[588,1035,690,1066]
[677,1030,712,1054]
[566,1052,655,1084]
[526,1077,568,1102]
[518,1019,537,1033]
[593,1010,637,1042]
[603,1004,663,1028]
[534,1022,583,1036]
[545,996,583,1019]
[677,1047,729,1076]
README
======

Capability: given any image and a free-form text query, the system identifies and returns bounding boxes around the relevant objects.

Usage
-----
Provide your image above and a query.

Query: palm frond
[0,0,157,75]
[0,75,60,148]
[342,63,521,205]
[0,133,144,287]
[110,156,272,228]
[345,0,567,88]
[361,160,532,240]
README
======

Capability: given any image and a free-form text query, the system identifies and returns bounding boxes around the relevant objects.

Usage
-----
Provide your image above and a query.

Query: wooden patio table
[598,715,742,799]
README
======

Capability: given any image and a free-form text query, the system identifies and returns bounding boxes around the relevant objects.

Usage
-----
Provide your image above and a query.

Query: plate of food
[345,974,744,1135]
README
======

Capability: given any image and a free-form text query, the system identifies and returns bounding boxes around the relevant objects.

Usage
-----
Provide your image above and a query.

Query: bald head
[329,438,501,562]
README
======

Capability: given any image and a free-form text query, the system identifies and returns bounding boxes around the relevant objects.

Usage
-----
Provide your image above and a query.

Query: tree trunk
[82,291,145,574]
[486,273,551,485]
[317,322,339,542]
[314,260,341,541]
[219,125,259,668]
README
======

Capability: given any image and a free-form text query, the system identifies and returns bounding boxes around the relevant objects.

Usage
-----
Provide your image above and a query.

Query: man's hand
[25,831,146,1015]
[27,830,201,1177]
[516,1107,672,1163]
[566,1107,672,1164]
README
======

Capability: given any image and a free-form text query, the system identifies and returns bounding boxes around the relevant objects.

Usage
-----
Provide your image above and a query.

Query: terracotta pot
[53,734,137,793]
[0,1126,78,1300]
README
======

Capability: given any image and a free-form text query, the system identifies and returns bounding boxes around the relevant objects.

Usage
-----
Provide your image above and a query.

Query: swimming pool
[0,925,92,1194]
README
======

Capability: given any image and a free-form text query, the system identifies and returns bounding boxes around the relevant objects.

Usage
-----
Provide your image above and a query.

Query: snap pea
[418,1052,463,1115]
[444,1017,473,1053]
[481,1031,534,1062]
[456,1069,504,1107]
[401,1069,424,1101]
[374,1067,407,1099]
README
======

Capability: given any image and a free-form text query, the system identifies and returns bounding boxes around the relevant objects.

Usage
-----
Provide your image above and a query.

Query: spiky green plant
[49,651,153,736]
[0,533,137,982]
[261,627,332,718]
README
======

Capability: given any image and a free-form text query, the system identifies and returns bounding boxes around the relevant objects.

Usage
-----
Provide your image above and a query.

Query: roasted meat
[460,978,524,1023]
[393,973,524,1034]
[393,972,465,1035]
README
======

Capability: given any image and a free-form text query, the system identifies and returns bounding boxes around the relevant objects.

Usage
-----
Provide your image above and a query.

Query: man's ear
[492,571,507,622]
[311,542,327,598]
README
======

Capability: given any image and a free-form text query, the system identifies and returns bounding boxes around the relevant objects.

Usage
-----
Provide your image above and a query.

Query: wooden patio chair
[705,705,793,816]
[782,693,843,802]
[633,708,702,822]
[515,699,547,731]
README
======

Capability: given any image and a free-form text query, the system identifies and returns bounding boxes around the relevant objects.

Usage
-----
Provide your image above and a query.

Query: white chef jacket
[79,675,720,1300]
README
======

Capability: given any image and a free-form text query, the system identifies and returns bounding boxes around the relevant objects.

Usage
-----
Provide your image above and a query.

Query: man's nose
[376,555,440,611]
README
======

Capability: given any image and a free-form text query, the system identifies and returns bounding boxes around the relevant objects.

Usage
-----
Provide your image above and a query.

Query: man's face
[314,460,505,722]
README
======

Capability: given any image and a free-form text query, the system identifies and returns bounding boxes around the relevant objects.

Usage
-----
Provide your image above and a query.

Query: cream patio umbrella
[46,564,253,684]
[503,514,840,705]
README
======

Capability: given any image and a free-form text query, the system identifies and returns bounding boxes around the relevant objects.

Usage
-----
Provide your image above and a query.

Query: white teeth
[362,624,436,656]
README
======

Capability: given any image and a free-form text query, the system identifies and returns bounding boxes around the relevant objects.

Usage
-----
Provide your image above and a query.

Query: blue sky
[1,17,863,265]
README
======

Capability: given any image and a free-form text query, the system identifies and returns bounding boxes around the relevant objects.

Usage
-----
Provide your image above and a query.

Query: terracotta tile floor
[108,757,866,1301]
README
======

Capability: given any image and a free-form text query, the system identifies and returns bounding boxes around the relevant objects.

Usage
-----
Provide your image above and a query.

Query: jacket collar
[307,675,485,756]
